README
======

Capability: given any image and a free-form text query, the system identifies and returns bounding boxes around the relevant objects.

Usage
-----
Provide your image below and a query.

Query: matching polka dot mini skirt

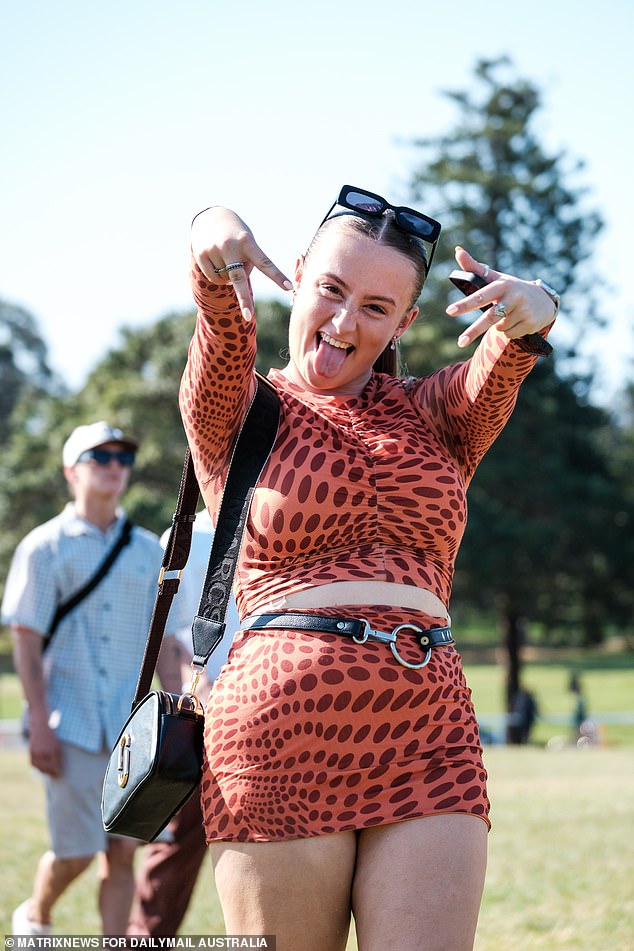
[200,606,490,842]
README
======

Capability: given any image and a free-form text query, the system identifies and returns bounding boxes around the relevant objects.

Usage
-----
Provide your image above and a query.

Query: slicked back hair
[305,212,428,376]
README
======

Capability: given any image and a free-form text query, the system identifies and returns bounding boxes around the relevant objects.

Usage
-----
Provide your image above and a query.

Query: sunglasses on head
[320,185,442,270]
[76,448,136,467]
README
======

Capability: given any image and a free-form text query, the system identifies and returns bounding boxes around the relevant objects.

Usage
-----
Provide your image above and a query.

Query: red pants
[128,793,208,937]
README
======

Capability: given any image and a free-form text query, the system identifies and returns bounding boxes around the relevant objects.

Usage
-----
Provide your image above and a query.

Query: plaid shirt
[2,503,166,752]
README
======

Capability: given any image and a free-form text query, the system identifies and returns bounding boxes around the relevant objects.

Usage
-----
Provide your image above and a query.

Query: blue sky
[2,0,632,397]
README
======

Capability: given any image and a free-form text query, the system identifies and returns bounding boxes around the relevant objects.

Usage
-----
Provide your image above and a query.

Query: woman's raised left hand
[446,247,558,349]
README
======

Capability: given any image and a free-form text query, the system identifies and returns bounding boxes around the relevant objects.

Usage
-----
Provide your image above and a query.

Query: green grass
[1,746,633,949]
[462,651,634,746]
[11,653,631,747]
[0,672,22,720]
[2,649,632,947]
[478,746,634,950]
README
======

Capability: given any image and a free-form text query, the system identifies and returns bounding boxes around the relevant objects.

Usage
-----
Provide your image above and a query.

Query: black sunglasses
[76,448,136,467]
[320,185,442,270]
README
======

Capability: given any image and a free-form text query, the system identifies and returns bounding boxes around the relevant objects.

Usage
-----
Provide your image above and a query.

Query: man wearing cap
[2,421,181,936]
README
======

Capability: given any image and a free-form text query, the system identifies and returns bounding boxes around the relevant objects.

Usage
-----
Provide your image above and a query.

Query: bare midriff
[257,580,450,624]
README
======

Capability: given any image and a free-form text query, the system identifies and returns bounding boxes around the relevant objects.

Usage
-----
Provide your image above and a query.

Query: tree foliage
[1,60,631,697]
[0,299,60,441]
[0,301,292,610]
[402,57,604,383]
[401,58,631,734]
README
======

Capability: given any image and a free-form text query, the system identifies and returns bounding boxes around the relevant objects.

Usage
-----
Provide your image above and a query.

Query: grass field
[463,653,634,747]
[5,650,633,745]
[1,651,632,949]
[1,745,633,949]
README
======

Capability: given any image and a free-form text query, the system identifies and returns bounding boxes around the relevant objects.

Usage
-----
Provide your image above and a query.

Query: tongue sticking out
[313,336,350,378]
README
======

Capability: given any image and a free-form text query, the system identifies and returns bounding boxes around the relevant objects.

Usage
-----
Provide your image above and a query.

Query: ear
[294,254,305,289]
[396,305,419,339]
[63,465,77,496]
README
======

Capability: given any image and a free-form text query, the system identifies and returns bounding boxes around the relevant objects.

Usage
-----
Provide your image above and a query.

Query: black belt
[241,612,454,670]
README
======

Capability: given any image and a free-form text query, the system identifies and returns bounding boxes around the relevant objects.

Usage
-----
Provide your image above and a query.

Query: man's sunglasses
[320,185,442,270]
[76,448,136,467]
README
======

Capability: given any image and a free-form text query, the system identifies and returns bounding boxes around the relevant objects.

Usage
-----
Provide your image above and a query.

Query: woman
[180,187,558,951]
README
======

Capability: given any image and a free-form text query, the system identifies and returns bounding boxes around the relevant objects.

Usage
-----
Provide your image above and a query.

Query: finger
[454,245,501,283]
[223,265,256,322]
[457,302,516,348]
[248,242,293,292]
[447,282,500,317]
[196,250,229,283]
[31,751,60,776]
[457,312,497,348]
[499,312,527,338]
[215,233,292,293]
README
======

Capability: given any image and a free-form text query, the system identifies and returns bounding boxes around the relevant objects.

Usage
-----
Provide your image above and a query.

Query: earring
[390,337,397,351]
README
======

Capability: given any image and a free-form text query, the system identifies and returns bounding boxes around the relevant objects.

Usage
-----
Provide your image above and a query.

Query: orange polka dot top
[180,262,545,622]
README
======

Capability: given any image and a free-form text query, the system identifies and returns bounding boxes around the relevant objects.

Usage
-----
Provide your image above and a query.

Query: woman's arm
[180,261,258,489]
[414,329,546,482]
[179,208,291,491]
[411,247,558,482]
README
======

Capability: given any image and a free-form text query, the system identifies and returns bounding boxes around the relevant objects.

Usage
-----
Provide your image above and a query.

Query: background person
[2,421,181,936]
[510,685,539,744]
[128,509,240,937]
[569,672,588,738]
[179,188,559,950]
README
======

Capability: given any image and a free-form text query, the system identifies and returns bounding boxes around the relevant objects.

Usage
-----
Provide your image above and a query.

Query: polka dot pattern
[200,605,489,842]
[180,263,539,619]
[180,266,542,842]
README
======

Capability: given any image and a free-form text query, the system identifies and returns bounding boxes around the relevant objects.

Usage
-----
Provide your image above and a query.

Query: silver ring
[214,262,245,274]
[482,264,490,280]
[493,302,508,319]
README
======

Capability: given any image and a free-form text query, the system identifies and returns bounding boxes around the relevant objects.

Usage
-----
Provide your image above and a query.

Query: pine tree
[402,58,624,740]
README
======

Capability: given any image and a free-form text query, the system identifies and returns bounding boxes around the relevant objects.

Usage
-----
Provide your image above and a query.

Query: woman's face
[284,220,419,396]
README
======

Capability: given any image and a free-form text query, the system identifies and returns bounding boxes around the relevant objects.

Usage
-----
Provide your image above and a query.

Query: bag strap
[190,375,280,668]
[44,517,133,652]
[132,375,280,707]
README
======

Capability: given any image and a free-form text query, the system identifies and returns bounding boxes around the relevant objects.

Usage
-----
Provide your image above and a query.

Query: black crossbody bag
[101,376,280,842]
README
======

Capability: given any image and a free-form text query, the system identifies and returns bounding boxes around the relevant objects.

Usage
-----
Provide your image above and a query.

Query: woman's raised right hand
[191,206,292,321]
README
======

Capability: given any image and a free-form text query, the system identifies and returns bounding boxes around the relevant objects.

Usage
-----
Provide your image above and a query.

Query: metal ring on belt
[241,612,454,670]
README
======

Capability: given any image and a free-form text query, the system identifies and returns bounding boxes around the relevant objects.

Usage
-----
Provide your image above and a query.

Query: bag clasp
[117,734,131,788]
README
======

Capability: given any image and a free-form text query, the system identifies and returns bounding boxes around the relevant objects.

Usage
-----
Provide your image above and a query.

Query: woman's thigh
[211,831,357,951]
[352,814,488,951]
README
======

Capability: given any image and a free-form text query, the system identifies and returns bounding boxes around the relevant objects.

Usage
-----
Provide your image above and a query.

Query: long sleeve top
[180,263,546,620]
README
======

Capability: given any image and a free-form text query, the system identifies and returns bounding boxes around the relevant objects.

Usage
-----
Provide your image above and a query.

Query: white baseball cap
[62,421,138,467]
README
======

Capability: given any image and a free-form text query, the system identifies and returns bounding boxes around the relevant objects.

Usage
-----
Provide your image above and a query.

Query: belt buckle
[354,619,396,647]
[353,619,372,644]
[390,623,433,670]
